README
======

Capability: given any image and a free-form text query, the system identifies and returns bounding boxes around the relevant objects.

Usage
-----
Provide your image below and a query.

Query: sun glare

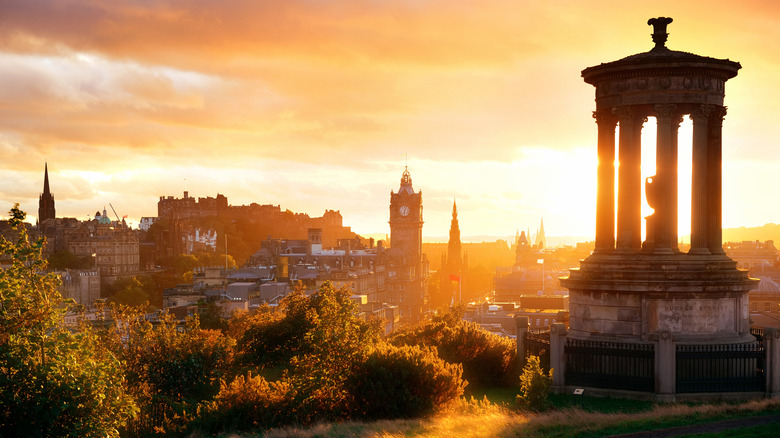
[612,117,694,246]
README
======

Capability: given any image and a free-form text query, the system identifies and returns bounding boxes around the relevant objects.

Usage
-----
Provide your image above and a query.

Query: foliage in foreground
[390,307,519,387]
[347,343,466,420]
[516,355,553,411]
[0,205,136,437]
[192,283,467,434]
[194,372,295,433]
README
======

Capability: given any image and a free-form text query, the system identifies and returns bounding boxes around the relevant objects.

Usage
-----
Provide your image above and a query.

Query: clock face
[399,205,410,216]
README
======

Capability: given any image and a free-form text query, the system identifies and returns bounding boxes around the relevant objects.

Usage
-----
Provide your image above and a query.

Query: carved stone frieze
[595,76,726,99]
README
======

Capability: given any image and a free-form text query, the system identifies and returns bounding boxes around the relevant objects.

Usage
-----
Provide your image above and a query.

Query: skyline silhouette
[1,1,778,239]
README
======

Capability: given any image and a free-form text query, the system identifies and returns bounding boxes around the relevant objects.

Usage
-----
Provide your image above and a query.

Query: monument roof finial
[648,17,673,49]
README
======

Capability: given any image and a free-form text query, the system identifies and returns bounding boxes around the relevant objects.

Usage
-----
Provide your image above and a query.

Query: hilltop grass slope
[220,397,780,438]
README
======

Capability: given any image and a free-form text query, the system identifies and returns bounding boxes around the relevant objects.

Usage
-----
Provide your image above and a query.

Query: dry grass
[211,397,780,438]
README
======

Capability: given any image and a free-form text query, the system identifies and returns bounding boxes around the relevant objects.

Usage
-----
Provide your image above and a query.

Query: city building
[66,208,140,286]
[724,240,779,272]
[150,191,358,260]
[494,224,566,302]
[57,269,101,307]
[386,167,429,321]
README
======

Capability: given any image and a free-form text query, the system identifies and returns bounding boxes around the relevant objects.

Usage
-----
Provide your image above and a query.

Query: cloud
[2,0,780,237]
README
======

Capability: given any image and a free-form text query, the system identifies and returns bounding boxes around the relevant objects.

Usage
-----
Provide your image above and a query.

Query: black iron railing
[676,342,765,393]
[524,328,551,371]
[564,339,655,392]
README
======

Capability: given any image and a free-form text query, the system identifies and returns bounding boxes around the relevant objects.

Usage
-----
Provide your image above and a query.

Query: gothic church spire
[38,162,56,222]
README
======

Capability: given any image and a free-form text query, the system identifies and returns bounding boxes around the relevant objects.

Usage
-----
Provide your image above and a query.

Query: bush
[347,343,466,419]
[109,310,235,405]
[390,309,518,387]
[103,306,235,435]
[516,355,553,411]
[193,373,293,433]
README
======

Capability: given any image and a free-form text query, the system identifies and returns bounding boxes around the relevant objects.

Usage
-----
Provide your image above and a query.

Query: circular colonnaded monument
[561,17,757,345]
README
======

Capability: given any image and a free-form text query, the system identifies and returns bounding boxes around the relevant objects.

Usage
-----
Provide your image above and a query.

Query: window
[766,303,771,312]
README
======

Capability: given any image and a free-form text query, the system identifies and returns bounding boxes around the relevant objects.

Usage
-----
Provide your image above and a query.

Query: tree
[516,355,553,411]
[0,205,136,437]
[235,281,382,422]
[103,305,235,435]
[106,276,149,307]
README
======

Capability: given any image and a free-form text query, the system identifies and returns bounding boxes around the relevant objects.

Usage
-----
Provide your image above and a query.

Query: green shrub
[347,343,466,419]
[193,373,293,433]
[104,307,235,435]
[109,310,235,405]
[390,310,518,387]
[516,355,553,411]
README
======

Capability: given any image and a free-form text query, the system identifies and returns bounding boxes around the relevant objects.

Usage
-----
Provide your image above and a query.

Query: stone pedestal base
[561,253,756,343]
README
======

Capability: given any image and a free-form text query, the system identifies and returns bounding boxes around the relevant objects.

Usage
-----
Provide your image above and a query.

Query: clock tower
[387,167,427,321]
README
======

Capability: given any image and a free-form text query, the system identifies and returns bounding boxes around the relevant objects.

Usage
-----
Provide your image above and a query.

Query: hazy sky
[2,1,779,241]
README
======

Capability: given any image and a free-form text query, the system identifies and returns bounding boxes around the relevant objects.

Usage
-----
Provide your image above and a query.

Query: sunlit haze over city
[2,0,779,242]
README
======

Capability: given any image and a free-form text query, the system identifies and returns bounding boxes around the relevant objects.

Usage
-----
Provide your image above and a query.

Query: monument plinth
[561,18,757,344]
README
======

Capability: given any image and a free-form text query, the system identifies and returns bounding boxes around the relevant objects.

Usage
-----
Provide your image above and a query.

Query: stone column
[550,323,567,394]
[515,315,529,367]
[690,105,713,255]
[594,110,618,253]
[707,107,727,255]
[652,104,678,253]
[654,330,676,402]
[614,107,643,251]
[765,328,780,399]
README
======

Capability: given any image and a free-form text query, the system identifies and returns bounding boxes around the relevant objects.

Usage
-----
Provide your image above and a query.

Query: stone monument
[561,17,757,345]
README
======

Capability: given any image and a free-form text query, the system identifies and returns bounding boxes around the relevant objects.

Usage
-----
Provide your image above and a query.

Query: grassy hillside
[222,396,780,438]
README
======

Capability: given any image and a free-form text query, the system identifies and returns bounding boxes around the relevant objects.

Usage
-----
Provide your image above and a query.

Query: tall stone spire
[43,162,51,194]
[38,162,56,222]
[441,199,464,306]
[535,218,546,249]
[447,200,462,264]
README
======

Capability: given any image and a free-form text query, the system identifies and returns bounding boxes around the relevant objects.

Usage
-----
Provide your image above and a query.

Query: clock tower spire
[387,166,428,321]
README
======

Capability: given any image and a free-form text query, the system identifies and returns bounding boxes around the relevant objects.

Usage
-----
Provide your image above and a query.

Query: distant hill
[723,224,780,244]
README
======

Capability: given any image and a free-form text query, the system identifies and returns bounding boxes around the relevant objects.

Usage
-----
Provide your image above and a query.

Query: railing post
[654,330,676,402]
[550,322,567,394]
[765,327,780,398]
[516,315,529,368]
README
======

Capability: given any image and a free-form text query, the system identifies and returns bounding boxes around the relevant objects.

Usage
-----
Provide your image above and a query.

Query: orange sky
[2,1,779,242]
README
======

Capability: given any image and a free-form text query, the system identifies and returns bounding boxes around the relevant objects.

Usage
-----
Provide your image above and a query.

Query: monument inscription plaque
[648,298,736,333]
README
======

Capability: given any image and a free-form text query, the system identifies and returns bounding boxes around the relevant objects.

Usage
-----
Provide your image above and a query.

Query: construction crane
[109,203,122,223]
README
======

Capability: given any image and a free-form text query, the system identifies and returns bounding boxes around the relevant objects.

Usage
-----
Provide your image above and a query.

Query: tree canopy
[0,205,136,437]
